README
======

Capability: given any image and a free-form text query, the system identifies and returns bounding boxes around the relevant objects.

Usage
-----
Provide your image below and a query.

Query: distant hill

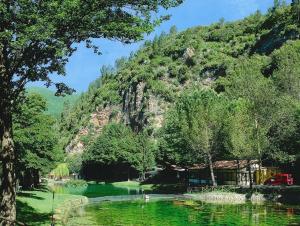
[27,87,80,118]
[60,4,300,154]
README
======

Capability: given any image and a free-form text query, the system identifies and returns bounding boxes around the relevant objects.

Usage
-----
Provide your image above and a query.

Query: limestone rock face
[65,138,85,154]
[122,82,147,132]
[66,106,122,154]
[90,106,121,132]
[148,94,166,129]
[65,80,169,154]
[183,47,195,60]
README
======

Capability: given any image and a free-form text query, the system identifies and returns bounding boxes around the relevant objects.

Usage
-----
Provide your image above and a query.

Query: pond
[67,199,300,226]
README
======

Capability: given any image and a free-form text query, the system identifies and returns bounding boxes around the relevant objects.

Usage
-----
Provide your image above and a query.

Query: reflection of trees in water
[73,199,300,225]
[182,201,299,225]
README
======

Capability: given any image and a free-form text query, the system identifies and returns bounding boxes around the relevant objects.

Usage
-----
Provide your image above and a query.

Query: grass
[111,181,154,191]
[17,188,84,226]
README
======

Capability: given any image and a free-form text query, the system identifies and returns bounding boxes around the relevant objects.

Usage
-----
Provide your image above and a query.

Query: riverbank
[17,189,85,226]
[185,186,300,204]
[16,181,156,225]
[184,192,268,204]
[17,182,300,225]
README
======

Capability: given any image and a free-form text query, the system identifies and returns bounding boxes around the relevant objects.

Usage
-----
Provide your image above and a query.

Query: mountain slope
[59,4,300,154]
[27,87,79,118]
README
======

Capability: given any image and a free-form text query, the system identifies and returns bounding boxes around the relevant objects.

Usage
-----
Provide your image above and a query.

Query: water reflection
[70,200,300,226]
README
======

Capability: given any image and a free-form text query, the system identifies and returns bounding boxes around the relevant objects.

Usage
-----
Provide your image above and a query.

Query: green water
[72,200,300,226]
[51,183,142,198]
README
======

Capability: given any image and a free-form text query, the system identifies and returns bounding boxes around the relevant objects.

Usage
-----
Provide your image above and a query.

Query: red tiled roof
[189,160,259,170]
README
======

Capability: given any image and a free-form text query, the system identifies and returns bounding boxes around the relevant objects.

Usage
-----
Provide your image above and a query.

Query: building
[188,160,260,186]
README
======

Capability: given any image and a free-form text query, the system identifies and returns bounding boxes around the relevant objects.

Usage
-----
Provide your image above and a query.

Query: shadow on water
[149,183,186,194]
[16,200,51,226]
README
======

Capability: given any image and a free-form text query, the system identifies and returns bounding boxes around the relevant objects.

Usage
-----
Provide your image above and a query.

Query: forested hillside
[59,3,300,181]
[27,87,79,118]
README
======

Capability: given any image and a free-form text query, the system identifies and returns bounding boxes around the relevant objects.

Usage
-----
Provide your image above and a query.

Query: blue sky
[39,0,291,93]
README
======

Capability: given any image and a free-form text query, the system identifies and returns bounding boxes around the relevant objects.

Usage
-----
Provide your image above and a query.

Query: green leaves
[160,88,228,165]
[51,163,70,178]
[222,54,300,163]
[84,123,155,174]
[0,0,183,101]
[60,2,300,173]
[270,40,300,99]
[14,94,62,175]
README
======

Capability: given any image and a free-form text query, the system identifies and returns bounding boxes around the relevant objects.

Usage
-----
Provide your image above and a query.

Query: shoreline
[51,184,300,224]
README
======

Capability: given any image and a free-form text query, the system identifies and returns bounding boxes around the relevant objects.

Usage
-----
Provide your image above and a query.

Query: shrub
[65,179,88,188]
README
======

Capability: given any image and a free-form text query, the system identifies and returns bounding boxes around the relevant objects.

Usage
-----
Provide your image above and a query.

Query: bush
[65,179,88,188]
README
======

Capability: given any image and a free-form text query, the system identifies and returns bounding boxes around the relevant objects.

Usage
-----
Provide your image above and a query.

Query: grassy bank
[16,180,185,225]
[16,181,155,225]
[111,181,186,194]
[17,189,84,226]
[111,181,153,191]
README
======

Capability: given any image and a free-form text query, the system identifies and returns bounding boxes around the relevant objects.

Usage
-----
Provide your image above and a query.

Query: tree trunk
[247,160,253,189]
[236,160,240,186]
[207,153,217,186]
[127,168,130,181]
[0,107,17,225]
[258,159,262,185]
[33,170,40,188]
[22,170,34,190]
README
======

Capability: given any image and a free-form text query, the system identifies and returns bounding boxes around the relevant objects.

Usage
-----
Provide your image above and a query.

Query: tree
[225,99,260,188]
[13,94,62,189]
[165,88,227,186]
[50,163,69,179]
[266,41,300,163]
[0,0,182,222]
[169,25,178,35]
[292,0,300,21]
[83,123,155,180]
[134,131,156,180]
[273,0,286,9]
[270,41,300,100]
[159,108,191,166]
[66,153,83,175]
[225,98,297,187]
[220,56,295,186]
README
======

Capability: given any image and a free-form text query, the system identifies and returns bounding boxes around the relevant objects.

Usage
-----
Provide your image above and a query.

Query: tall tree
[159,108,191,166]
[83,123,155,180]
[167,88,227,186]
[0,0,182,223]
[219,56,277,162]
[66,153,83,175]
[225,99,260,188]
[14,94,61,189]
[292,0,300,21]
[134,131,155,180]
[220,56,294,185]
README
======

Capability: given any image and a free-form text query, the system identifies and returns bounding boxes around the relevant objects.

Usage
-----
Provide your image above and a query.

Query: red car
[264,173,294,186]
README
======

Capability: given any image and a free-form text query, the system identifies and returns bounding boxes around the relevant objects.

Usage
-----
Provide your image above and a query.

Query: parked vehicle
[264,173,294,186]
